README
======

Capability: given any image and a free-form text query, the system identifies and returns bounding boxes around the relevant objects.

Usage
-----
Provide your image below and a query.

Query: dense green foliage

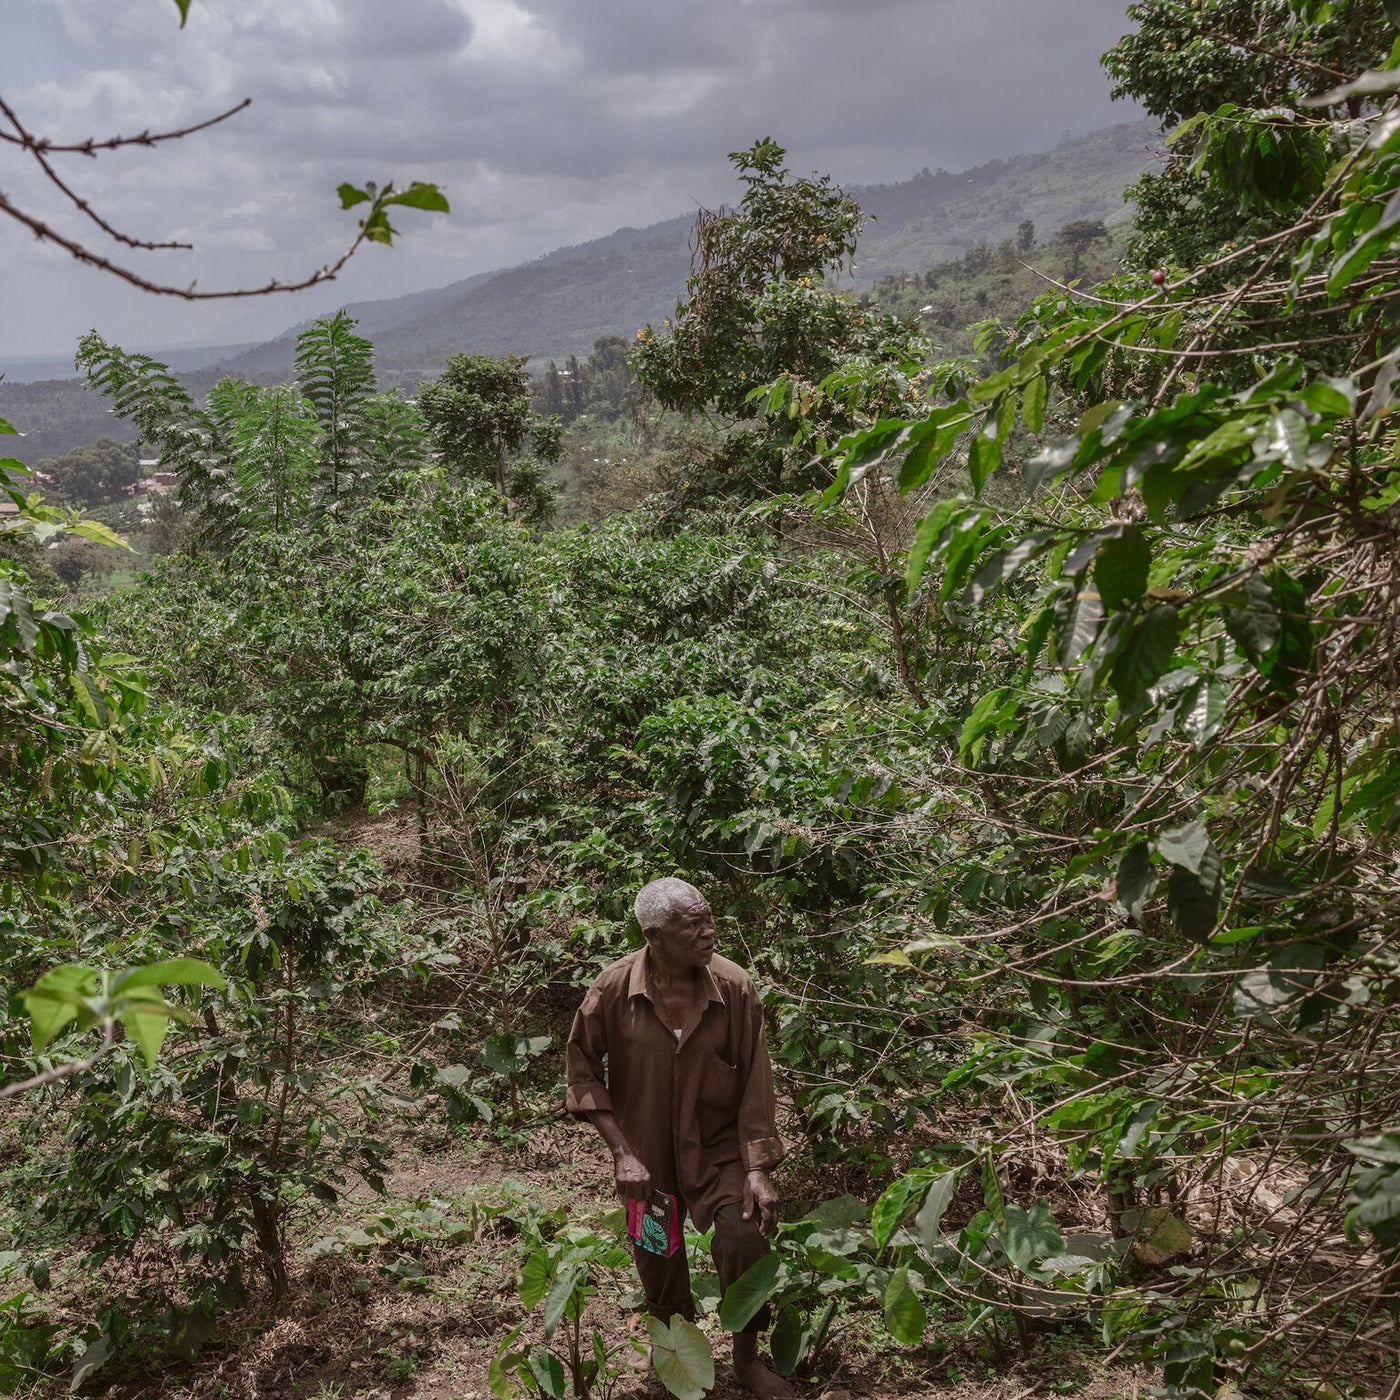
[0,120,1157,472]
[5,4,1400,1399]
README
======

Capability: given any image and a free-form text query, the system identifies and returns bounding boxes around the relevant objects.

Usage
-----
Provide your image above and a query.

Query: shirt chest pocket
[700,1053,738,1107]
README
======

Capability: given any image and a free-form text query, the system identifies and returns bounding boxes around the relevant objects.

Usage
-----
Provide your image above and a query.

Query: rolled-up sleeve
[565,990,612,1116]
[736,991,785,1172]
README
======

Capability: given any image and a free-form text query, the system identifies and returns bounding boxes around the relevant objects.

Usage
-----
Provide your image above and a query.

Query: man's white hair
[634,877,705,933]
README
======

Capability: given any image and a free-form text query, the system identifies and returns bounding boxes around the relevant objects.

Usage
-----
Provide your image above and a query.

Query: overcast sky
[1,0,1145,359]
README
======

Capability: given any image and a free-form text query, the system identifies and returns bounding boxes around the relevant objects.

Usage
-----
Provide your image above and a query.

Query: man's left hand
[742,1169,778,1237]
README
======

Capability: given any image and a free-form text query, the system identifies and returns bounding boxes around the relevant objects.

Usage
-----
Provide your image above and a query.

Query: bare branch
[0,1023,116,1101]
[0,96,252,157]
[0,188,370,301]
[0,95,192,251]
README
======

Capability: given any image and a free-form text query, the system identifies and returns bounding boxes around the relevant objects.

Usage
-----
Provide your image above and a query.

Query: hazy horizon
[2,0,1144,359]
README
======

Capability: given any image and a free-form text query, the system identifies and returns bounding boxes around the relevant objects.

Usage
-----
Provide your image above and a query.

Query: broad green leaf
[1021,373,1048,433]
[519,1246,554,1309]
[113,959,226,993]
[526,1348,566,1400]
[23,965,97,1052]
[1094,526,1150,611]
[1327,222,1400,297]
[904,496,966,589]
[70,672,110,728]
[0,579,38,654]
[69,520,130,549]
[1232,945,1324,1021]
[1156,820,1210,875]
[70,1334,111,1392]
[1127,1208,1193,1265]
[883,1267,927,1345]
[872,1171,929,1248]
[1306,66,1400,104]
[165,1303,215,1362]
[121,1003,174,1067]
[966,535,1050,607]
[770,1305,808,1375]
[1301,378,1354,418]
[1002,1200,1064,1275]
[338,183,371,209]
[1182,678,1226,745]
[1115,844,1157,921]
[1107,604,1179,710]
[804,1194,868,1228]
[1059,587,1103,665]
[385,182,451,213]
[488,1351,515,1398]
[646,1316,714,1400]
[981,1153,1006,1224]
[171,0,192,26]
[967,428,1001,495]
[1025,435,1078,490]
[1167,844,1223,942]
[914,1171,959,1250]
[718,1251,779,1331]
[542,1263,583,1341]
[958,688,1017,767]
[0,415,15,434]
[482,1033,527,1076]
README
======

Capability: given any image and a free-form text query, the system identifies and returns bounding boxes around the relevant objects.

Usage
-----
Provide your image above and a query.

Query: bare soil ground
[77,1115,1149,1400]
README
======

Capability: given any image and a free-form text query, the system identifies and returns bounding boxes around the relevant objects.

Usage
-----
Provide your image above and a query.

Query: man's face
[648,896,716,968]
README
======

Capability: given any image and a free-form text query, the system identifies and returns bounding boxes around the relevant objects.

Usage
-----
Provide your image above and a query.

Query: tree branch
[0,95,192,251]
[0,1023,116,1101]
[0,187,371,300]
[0,97,252,157]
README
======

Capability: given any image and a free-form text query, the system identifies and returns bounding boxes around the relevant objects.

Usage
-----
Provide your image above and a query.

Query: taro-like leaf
[718,1251,779,1331]
[770,1305,808,1376]
[1002,1199,1065,1275]
[526,1349,566,1399]
[646,1316,714,1400]
[883,1266,927,1345]
[543,1263,583,1340]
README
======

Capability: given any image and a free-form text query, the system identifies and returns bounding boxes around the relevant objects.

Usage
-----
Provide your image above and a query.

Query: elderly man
[566,877,793,1400]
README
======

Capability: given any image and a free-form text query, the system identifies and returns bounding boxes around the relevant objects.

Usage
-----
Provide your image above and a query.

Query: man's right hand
[614,1149,652,1201]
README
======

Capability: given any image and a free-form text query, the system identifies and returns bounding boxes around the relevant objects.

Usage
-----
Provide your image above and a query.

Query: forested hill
[0,118,1158,463]
[220,118,1159,383]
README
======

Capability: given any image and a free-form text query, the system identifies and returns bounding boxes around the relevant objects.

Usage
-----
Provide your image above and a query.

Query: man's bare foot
[733,1333,796,1399]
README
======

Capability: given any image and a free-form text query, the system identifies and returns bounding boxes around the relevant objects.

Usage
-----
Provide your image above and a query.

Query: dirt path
[134,1115,1146,1400]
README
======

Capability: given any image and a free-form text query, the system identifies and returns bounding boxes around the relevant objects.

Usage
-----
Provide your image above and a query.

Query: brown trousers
[633,1199,771,1335]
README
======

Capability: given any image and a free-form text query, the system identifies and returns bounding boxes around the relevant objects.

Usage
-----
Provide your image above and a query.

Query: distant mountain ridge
[0,118,1161,462]
[214,117,1160,384]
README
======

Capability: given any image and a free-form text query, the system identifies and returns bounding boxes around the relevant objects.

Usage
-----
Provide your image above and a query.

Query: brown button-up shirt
[565,947,785,1230]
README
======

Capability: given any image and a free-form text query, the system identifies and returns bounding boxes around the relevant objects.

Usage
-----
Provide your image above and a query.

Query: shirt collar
[628,946,724,1005]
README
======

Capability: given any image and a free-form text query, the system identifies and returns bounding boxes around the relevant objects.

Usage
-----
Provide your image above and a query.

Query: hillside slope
[855,119,1157,276]
[0,120,1160,463]
[215,118,1162,384]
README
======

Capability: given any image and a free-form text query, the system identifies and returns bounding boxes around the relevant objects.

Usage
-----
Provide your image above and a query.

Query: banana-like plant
[294,309,377,502]
[226,384,321,532]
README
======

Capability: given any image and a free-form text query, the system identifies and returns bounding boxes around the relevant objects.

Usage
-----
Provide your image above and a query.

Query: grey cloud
[1,0,1143,356]
[339,2,473,59]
